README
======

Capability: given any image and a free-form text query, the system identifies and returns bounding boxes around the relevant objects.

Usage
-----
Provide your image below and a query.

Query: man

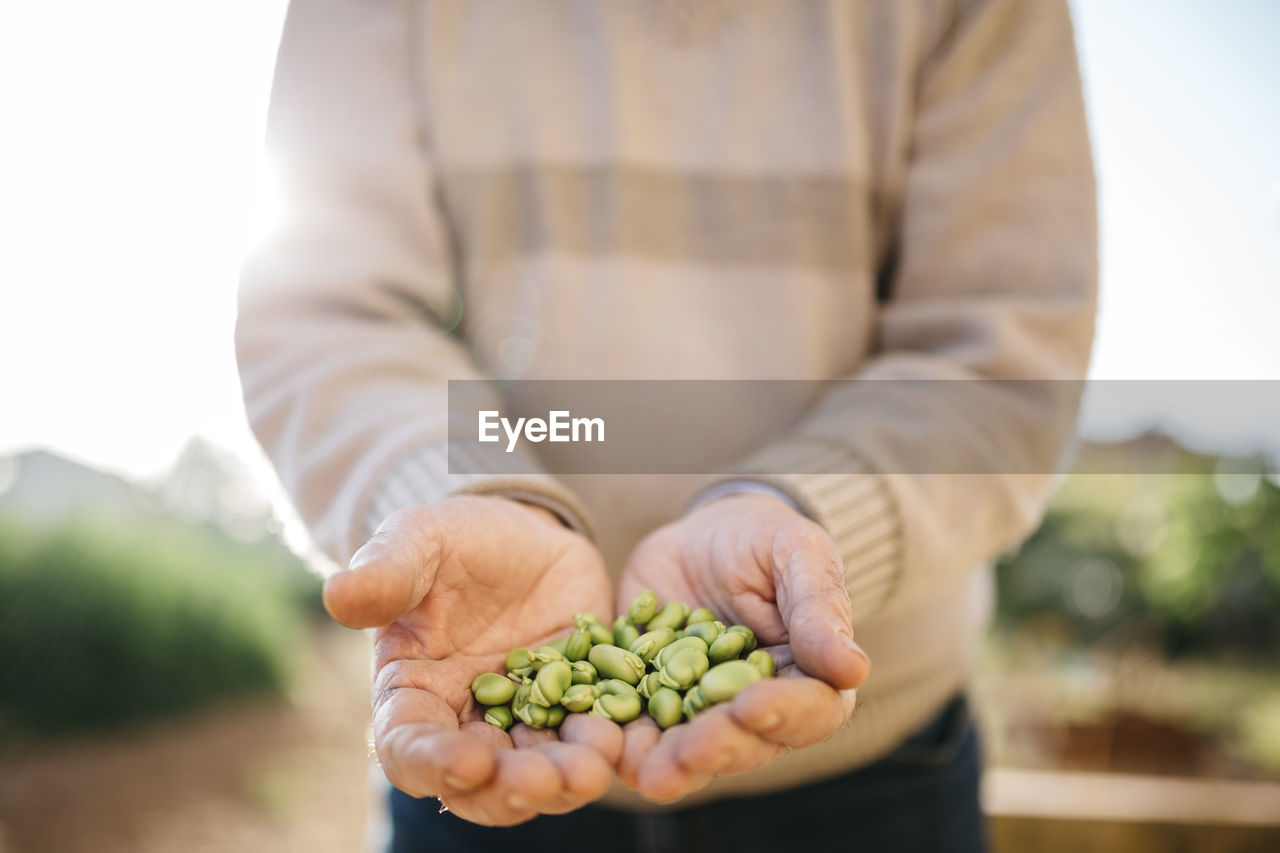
[236,0,1096,850]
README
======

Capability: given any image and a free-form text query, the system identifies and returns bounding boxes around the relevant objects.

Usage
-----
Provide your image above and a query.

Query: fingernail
[444,774,478,791]
[347,543,374,570]
[507,794,531,810]
[843,635,869,662]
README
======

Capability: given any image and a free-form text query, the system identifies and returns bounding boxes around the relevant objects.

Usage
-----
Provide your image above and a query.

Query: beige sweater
[237,0,1096,807]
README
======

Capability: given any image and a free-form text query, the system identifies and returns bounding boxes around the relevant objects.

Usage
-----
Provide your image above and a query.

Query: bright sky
[0,2,288,483]
[1,0,1278,488]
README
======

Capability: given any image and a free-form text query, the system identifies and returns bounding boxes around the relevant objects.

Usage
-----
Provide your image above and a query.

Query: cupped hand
[324,495,623,825]
[614,491,871,803]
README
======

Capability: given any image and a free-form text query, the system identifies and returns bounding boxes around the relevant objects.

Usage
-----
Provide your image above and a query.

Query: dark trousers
[389,694,986,853]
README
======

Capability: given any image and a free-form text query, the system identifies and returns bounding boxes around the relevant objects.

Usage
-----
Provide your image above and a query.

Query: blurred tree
[0,515,315,737]
[0,447,323,739]
[996,441,1280,659]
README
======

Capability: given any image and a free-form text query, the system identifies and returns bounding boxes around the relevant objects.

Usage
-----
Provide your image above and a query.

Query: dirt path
[0,626,376,853]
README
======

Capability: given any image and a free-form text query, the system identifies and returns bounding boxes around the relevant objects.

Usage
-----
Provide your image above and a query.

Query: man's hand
[324,495,623,825]
[614,491,871,803]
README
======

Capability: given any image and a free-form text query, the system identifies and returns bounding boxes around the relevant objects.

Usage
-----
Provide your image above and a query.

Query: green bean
[685,607,716,626]
[700,660,762,703]
[656,635,709,668]
[484,704,514,730]
[726,625,758,653]
[746,649,776,678]
[591,693,642,723]
[612,615,640,649]
[682,620,721,645]
[560,683,601,712]
[471,672,518,705]
[629,627,678,663]
[505,648,535,678]
[657,647,710,690]
[647,687,683,729]
[589,644,645,684]
[707,630,747,665]
[627,590,659,625]
[570,660,598,684]
[529,660,572,707]
[647,601,691,632]
[564,626,593,662]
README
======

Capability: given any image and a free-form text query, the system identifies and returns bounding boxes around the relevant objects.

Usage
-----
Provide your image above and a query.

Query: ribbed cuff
[358,440,594,545]
[696,440,903,623]
[685,480,803,515]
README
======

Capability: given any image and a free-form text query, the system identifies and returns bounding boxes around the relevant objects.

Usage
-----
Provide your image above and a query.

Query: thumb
[323,509,442,629]
[773,534,871,690]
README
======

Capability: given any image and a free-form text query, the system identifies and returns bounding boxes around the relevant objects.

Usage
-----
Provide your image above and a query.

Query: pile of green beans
[471,591,777,731]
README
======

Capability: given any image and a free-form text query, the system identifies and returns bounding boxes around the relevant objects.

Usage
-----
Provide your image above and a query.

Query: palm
[373,499,612,727]
[331,497,622,825]
[618,518,788,648]
[611,494,869,804]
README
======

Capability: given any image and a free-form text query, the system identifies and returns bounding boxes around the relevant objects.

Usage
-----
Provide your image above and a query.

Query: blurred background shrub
[985,437,1280,783]
[0,447,322,739]
[996,438,1280,659]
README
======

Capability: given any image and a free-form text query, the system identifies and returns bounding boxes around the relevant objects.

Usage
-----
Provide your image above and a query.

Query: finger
[324,509,441,628]
[509,724,560,749]
[373,686,497,797]
[672,706,783,778]
[761,644,794,670]
[441,747,565,827]
[635,723,715,803]
[559,713,625,769]
[727,674,853,750]
[372,669,461,734]
[378,724,497,799]
[490,747,565,819]
[531,742,613,814]
[616,716,661,790]
[461,719,514,750]
[772,531,870,689]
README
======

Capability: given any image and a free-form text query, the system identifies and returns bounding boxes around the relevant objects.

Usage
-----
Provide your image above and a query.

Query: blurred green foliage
[996,456,1280,659]
[0,514,322,737]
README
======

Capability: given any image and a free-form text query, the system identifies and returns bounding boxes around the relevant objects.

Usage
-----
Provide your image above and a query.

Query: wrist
[686,480,804,517]
[499,496,570,530]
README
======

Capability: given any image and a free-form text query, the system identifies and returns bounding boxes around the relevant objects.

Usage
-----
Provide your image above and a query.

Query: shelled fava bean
[470,592,777,731]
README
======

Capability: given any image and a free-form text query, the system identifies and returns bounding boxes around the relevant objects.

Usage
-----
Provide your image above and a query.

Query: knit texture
[237,0,1096,806]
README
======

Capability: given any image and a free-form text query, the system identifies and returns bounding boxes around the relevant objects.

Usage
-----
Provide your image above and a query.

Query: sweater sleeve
[235,0,592,566]
[695,0,1097,623]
